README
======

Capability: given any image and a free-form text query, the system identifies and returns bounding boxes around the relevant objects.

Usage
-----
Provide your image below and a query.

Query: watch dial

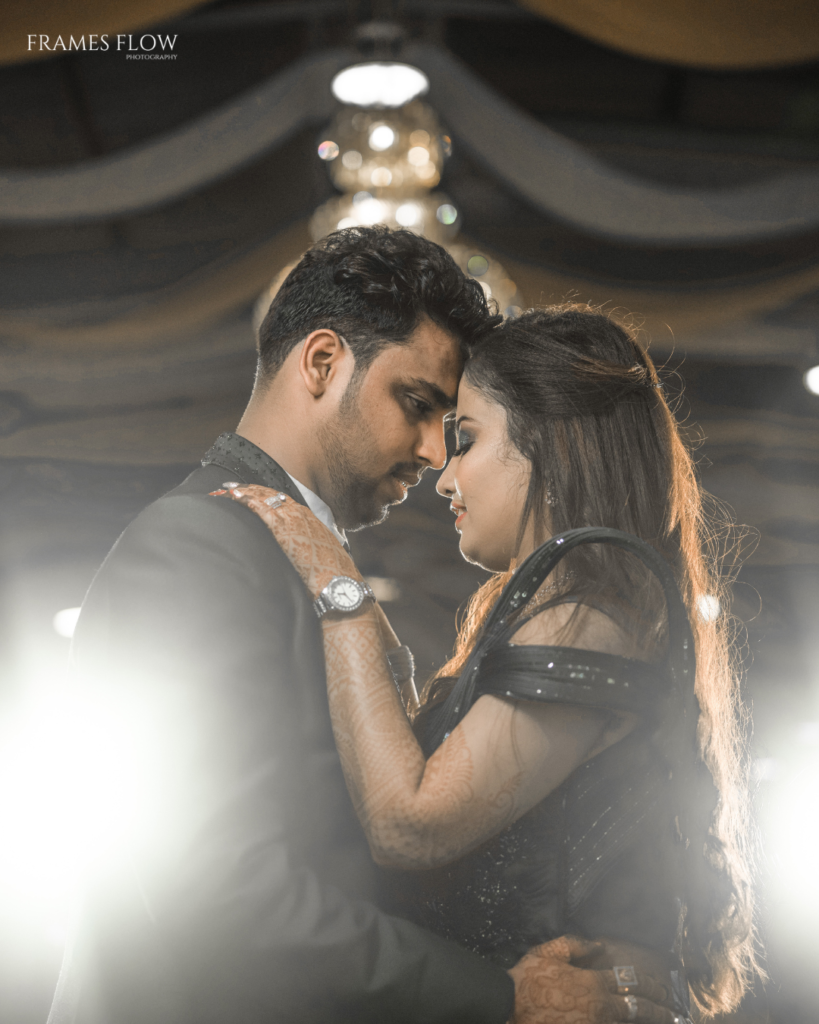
[330,578,362,610]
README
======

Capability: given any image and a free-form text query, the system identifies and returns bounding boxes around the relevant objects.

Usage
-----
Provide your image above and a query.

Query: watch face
[327,577,363,611]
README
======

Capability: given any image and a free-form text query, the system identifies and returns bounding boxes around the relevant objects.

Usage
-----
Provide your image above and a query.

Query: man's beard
[317,401,420,532]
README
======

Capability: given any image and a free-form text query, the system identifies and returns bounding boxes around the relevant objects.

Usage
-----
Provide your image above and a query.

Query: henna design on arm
[508,937,679,1024]
[226,486,611,869]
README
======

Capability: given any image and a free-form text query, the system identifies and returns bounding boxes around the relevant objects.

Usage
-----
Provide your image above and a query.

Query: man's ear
[298,329,348,397]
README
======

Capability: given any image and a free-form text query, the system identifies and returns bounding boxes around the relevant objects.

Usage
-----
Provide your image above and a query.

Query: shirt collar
[284,473,347,548]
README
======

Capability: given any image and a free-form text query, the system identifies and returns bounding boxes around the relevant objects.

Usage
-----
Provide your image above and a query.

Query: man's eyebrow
[405,377,458,410]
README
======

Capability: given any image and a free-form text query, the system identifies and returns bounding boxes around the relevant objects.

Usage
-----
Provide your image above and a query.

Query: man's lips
[390,470,422,489]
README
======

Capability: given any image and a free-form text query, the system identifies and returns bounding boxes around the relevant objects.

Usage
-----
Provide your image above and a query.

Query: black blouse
[380,528,698,1021]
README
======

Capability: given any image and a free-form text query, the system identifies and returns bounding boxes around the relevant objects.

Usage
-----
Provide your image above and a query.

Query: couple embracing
[61,227,755,1024]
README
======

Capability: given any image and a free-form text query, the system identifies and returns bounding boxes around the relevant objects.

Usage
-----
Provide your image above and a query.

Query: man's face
[318,319,462,531]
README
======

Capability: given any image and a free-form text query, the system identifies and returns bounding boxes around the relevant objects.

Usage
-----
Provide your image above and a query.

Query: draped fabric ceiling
[519,0,819,70]
[1,40,817,346]
[4,0,819,69]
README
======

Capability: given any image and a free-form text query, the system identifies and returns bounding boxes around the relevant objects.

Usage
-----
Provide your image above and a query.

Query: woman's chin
[458,535,508,573]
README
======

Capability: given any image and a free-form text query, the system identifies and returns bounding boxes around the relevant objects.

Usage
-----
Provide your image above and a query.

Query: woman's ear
[298,329,348,397]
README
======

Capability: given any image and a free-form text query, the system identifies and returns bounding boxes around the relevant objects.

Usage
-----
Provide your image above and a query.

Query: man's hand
[508,936,681,1024]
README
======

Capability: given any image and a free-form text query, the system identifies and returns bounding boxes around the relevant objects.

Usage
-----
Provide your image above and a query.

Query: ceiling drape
[4,1,819,69]
[2,43,818,244]
[518,0,819,69]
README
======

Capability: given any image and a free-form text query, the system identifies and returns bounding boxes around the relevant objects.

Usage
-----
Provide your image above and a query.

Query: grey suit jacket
[54,447,513,1024]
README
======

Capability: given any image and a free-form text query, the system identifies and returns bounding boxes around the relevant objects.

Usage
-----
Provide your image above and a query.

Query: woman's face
[436,379,533,572]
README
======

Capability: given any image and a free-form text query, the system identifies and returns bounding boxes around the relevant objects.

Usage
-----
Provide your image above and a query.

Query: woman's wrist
[321,601,380,630]
[308,568,365,600]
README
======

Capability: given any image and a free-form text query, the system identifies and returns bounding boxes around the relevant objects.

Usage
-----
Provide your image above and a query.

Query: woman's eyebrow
[455,415,476,430]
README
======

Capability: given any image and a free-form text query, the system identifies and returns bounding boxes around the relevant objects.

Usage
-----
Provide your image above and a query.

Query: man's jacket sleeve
[72,493,514,1024]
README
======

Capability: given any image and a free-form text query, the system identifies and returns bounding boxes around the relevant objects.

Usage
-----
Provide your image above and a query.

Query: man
[59,227,671,1024]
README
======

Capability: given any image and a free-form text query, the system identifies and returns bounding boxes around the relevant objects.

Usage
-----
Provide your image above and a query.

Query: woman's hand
[226,485,359,597]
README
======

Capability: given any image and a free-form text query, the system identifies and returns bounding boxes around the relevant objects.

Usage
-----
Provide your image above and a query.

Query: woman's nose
[436,459,455,498]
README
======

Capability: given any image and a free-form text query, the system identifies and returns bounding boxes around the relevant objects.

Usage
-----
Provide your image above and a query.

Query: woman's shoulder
[510,601,649,661]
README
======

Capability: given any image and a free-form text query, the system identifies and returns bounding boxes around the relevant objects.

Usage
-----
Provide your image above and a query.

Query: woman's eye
[452,435,474,458]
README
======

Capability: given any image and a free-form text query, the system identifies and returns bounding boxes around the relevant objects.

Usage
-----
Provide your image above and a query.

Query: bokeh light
[804,365,819,395]
[697,594,721,622]
[317,140,339,161]
[368,124,395,151]
[467,254,490,277]
[52,607,81,639]
[321,101,445,193]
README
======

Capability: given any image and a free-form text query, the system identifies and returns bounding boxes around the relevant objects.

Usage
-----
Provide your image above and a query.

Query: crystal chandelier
[257,60,522,326]
[312,60,521,316]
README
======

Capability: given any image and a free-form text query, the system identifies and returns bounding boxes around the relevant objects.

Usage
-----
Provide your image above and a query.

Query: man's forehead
[387,322,462,376]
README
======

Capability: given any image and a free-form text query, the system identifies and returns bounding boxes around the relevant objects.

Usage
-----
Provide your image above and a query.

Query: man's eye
[407,395,431,415]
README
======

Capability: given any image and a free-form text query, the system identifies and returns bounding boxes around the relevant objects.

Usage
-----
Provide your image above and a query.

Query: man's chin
[334,476,410,532]
[342,504,389,533]
[337,490,392,532]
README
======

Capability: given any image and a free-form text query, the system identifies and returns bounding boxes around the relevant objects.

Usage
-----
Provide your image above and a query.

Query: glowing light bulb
[396,202,422,226]
[331,62,429,108]
[369,124,396,151]
[358,198,385,224]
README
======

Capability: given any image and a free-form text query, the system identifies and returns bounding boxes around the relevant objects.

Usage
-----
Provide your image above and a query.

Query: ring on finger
[613,966,638,995]
[623,995,639,1022]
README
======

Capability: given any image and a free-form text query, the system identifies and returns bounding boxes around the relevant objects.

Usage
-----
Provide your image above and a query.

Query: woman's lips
[450,504,467,529]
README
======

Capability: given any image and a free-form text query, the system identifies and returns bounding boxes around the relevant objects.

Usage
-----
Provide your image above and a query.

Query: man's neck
[236,397,323,498]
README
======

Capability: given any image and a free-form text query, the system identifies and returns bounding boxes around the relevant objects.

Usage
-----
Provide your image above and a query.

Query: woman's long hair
[420,304,757,1015]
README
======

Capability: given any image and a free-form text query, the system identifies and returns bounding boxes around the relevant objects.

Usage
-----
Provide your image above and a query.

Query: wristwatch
[314,576,376,619]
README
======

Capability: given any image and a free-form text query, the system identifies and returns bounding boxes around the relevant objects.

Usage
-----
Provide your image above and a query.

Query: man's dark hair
[256,226,501,383]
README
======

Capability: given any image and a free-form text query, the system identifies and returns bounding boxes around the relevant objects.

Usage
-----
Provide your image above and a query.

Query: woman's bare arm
[228,487,632,869]
[321,604,613,868]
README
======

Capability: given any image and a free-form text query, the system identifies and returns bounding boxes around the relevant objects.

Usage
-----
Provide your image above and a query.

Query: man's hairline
[258,316,466,399]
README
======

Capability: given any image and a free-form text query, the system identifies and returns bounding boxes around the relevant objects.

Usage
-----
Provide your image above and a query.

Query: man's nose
[416,420,448,472]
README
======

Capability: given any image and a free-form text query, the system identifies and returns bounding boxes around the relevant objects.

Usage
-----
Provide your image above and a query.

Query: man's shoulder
[111,463,288,574]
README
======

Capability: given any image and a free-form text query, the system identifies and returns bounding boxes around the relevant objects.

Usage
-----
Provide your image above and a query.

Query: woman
[228,305,756,1020]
